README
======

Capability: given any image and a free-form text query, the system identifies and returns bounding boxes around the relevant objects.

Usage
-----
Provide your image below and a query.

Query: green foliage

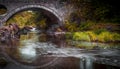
[97,32,120,42]
[6,11,48,28]
[79,21,95,30]
[67,31,120,43]
[97,32,114,42]
[113,33,120,41]
[67,0,120,22]
[94,6,109,21]
[64,20,120,42]
[86,31,97,41]
[6,11,36,27]
[72,31,97,42]
[73,32,90,41]
[64,20,96,31]
[94,28,107,35]
[65,20,79,32]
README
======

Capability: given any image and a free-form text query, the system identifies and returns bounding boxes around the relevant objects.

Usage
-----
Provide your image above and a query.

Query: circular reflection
[2,30,62,68]
[1,9,64,68]
[0,4,7,15]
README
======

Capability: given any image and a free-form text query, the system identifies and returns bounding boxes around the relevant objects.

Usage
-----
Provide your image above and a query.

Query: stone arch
[2,5,63,26]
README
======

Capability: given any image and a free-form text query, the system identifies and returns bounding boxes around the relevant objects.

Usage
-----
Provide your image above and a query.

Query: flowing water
[0,30,120,69]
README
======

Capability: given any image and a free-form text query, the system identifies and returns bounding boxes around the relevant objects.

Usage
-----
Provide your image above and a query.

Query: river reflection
[0,31,120,69]
[1,31,61,68]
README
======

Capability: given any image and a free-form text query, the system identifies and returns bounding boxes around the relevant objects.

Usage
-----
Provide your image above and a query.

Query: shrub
[64,20,79,32]
[113,33,120,41]
[98,32,114,42]
[86,31,97,41]
[66,31,120,43]
[79,21,95,30]
[73,32,90,41]
[94,28,107,35]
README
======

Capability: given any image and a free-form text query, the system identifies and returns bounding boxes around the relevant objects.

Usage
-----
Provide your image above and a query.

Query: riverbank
[64,21,120,43]
[65,31,120,43]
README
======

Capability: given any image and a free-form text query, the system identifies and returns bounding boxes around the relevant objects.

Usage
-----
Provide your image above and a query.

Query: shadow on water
[0,30,120,69]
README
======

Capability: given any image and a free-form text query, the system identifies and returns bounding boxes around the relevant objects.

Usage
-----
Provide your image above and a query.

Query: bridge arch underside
[4,7,62,31]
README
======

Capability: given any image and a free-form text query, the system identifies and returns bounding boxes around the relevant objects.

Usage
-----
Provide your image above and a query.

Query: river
[0,30,120,69]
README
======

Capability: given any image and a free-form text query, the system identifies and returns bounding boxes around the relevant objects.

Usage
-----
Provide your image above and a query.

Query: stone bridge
[0,0,73,27]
